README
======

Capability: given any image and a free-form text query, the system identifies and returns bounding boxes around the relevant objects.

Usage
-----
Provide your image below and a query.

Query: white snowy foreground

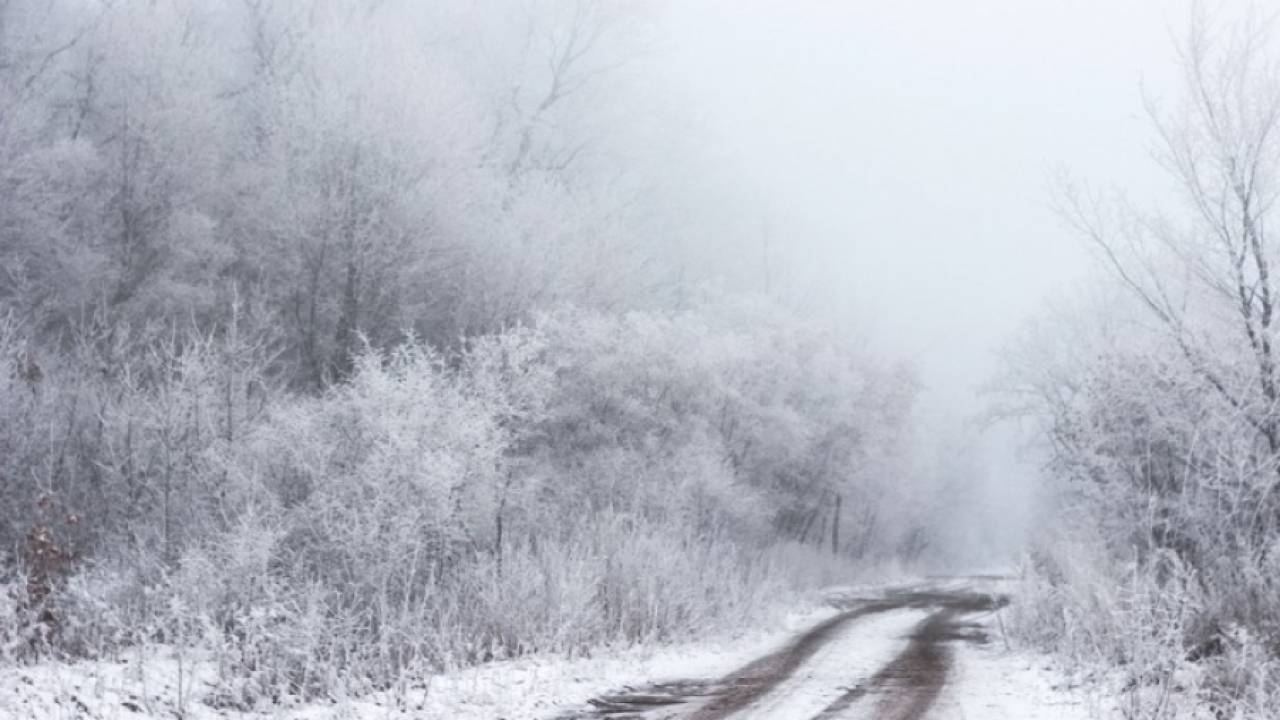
[0,578,1103,719]
[0,606,839,720]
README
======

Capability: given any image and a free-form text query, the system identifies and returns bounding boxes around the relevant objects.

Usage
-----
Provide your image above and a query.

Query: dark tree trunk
[332,259,359,380]
[831,493,842,555]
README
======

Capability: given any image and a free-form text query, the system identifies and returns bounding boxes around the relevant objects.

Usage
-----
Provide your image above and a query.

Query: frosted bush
[0,298,910,700]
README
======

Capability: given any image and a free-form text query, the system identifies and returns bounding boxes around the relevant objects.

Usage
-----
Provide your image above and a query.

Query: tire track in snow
[813,591,1007,720]
[724,608,926,720]
[555,584,1008,720]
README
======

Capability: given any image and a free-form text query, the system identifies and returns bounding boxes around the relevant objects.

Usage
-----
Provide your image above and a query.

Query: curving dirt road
[554,579,1015,720]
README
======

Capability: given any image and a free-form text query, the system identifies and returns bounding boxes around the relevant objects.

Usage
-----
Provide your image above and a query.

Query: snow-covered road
[558,577,1097,720]
[728,609,925,720]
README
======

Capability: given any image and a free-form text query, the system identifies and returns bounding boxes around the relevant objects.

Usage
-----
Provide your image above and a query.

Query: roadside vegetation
[0,1,941,710]
[997,9,1280,718]
[0,299,928,705]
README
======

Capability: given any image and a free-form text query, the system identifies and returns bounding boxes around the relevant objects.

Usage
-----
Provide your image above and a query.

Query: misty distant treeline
[997,10,1280,717]
[1,0,732,375]
[0,0,947,705]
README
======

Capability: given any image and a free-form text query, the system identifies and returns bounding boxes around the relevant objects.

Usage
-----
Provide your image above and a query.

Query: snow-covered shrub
[0,297,917,702]
[0,574,35,663]
[0,310,277,663]
[1001,306,1280,718]
[431,514,802,665]
[534,300,917,552]
[168,333,552,693]
[994,12,1280,717]
[127,298,905,695]
[1014,541,1203,719]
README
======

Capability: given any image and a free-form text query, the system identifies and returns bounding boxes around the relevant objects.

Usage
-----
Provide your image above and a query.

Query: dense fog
[3,1,1280,717]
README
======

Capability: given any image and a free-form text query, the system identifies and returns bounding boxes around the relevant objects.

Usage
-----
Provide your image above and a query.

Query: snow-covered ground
[416,602,842,720]
[0,578,1106,719]
[929,619,1100,720]
[0,603,841,720]
[923,576,1101,720]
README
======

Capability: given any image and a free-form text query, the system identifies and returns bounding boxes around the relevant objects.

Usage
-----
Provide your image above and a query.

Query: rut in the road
[686,600,901,720]
[811,603,994,720]
[555,587,1006,720]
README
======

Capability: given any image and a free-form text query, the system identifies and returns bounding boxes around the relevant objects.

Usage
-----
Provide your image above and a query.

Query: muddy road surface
[553,579,1012,720]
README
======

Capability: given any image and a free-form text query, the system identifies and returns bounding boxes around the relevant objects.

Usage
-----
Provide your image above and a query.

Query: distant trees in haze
[0,0,723,381]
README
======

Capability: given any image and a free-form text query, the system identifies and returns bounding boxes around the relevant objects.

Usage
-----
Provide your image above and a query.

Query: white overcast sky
[657,0,1196,415]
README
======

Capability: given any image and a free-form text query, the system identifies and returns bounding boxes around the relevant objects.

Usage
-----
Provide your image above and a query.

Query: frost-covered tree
[999,10,1280,714]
